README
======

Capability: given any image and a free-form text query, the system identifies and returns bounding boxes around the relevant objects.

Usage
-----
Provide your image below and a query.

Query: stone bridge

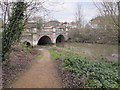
[21,28,68,46]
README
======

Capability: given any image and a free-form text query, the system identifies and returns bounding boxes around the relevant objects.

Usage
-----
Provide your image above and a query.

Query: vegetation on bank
[68,28,118,45]
[37,52,44,59]
[2,43,39,88]
[48,46,119,88]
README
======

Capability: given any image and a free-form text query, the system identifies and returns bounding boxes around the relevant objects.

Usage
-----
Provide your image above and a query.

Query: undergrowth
[37,52,44,59]
[20,43,32,53]
[48,46,119,88]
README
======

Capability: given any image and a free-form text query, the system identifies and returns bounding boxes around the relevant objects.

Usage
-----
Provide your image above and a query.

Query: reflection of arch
[56,34,65,43]
[37,36,52,45]
[23,41,31,47]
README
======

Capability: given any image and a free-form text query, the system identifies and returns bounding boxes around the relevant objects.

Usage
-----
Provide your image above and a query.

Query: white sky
[41,0,118,23]
[0,0,118,23]
[41,0,99,23]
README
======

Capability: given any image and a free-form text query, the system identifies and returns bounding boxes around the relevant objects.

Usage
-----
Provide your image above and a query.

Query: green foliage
[2,2,27,61]
[61,53,119,88]
[20,43,32,53]
[37,53,44,59]
[48,47,61,59]
[48,47,119,88]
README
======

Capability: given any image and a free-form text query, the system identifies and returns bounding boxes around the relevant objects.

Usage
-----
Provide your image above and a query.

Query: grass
[20,43,32,53]
[48,46,119,88]
[37,52,44,59]
[48,46,90,61]
[48,48,61,59]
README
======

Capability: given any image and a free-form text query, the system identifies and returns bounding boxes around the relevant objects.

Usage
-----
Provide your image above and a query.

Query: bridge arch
[21,39,32,46]
[37,35,52,45]
[56,34,65,43]
[23,41,31,47]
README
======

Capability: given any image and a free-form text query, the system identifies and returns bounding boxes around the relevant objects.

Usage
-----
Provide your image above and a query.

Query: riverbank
[56,42,118,62]
[48,46,119,88]
[2,45,40,88]
[67,41,118,45]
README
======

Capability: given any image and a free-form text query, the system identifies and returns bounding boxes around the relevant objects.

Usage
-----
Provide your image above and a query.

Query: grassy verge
[48,46,119,88]
[47,46,61,59]
[37,52,44,59]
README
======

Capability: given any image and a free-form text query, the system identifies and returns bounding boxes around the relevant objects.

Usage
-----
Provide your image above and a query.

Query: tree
[118,1,120,29]
[75,3,83,29]
[2,0,62,61]
[117,1,120,44]
[2,2,27,61]
[93,0,118,30]
[0,1,12,28]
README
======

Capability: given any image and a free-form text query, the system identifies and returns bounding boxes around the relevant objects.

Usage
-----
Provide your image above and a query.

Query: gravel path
[11,48,62,88]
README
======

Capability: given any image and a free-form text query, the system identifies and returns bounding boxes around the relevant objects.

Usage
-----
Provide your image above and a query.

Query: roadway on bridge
[11,48,62,88]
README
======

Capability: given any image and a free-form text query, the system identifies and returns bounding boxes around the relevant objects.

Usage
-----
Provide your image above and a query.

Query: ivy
[2,2,27,61]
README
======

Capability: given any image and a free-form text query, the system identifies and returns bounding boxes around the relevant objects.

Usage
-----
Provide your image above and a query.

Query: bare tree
[0,1,12,28]
[117,1,120,44]
[93,0,118,30]
[118,1,120,30]
[75,3,83,29]
[0,0,60,28]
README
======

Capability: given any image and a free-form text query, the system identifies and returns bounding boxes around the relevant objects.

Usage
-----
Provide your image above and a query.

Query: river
[56,42,118,61]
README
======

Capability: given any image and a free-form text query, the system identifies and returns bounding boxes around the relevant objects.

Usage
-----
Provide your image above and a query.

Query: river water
[56,42,118,61]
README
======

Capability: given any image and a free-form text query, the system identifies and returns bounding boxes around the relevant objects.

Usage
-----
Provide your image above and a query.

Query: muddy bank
[2,46,39,88]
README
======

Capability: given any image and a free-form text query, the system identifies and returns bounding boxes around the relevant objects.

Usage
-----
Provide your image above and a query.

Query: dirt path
[11,48,62,88]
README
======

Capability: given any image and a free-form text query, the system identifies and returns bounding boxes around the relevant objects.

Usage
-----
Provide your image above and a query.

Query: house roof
[44,20,60,27]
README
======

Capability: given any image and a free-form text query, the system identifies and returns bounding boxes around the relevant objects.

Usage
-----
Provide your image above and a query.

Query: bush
[68,28,118,44]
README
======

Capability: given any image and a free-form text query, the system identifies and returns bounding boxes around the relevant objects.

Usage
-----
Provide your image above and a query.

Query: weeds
[37,52,44,59]
[48,46,119,88]
[20,43,32,53]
